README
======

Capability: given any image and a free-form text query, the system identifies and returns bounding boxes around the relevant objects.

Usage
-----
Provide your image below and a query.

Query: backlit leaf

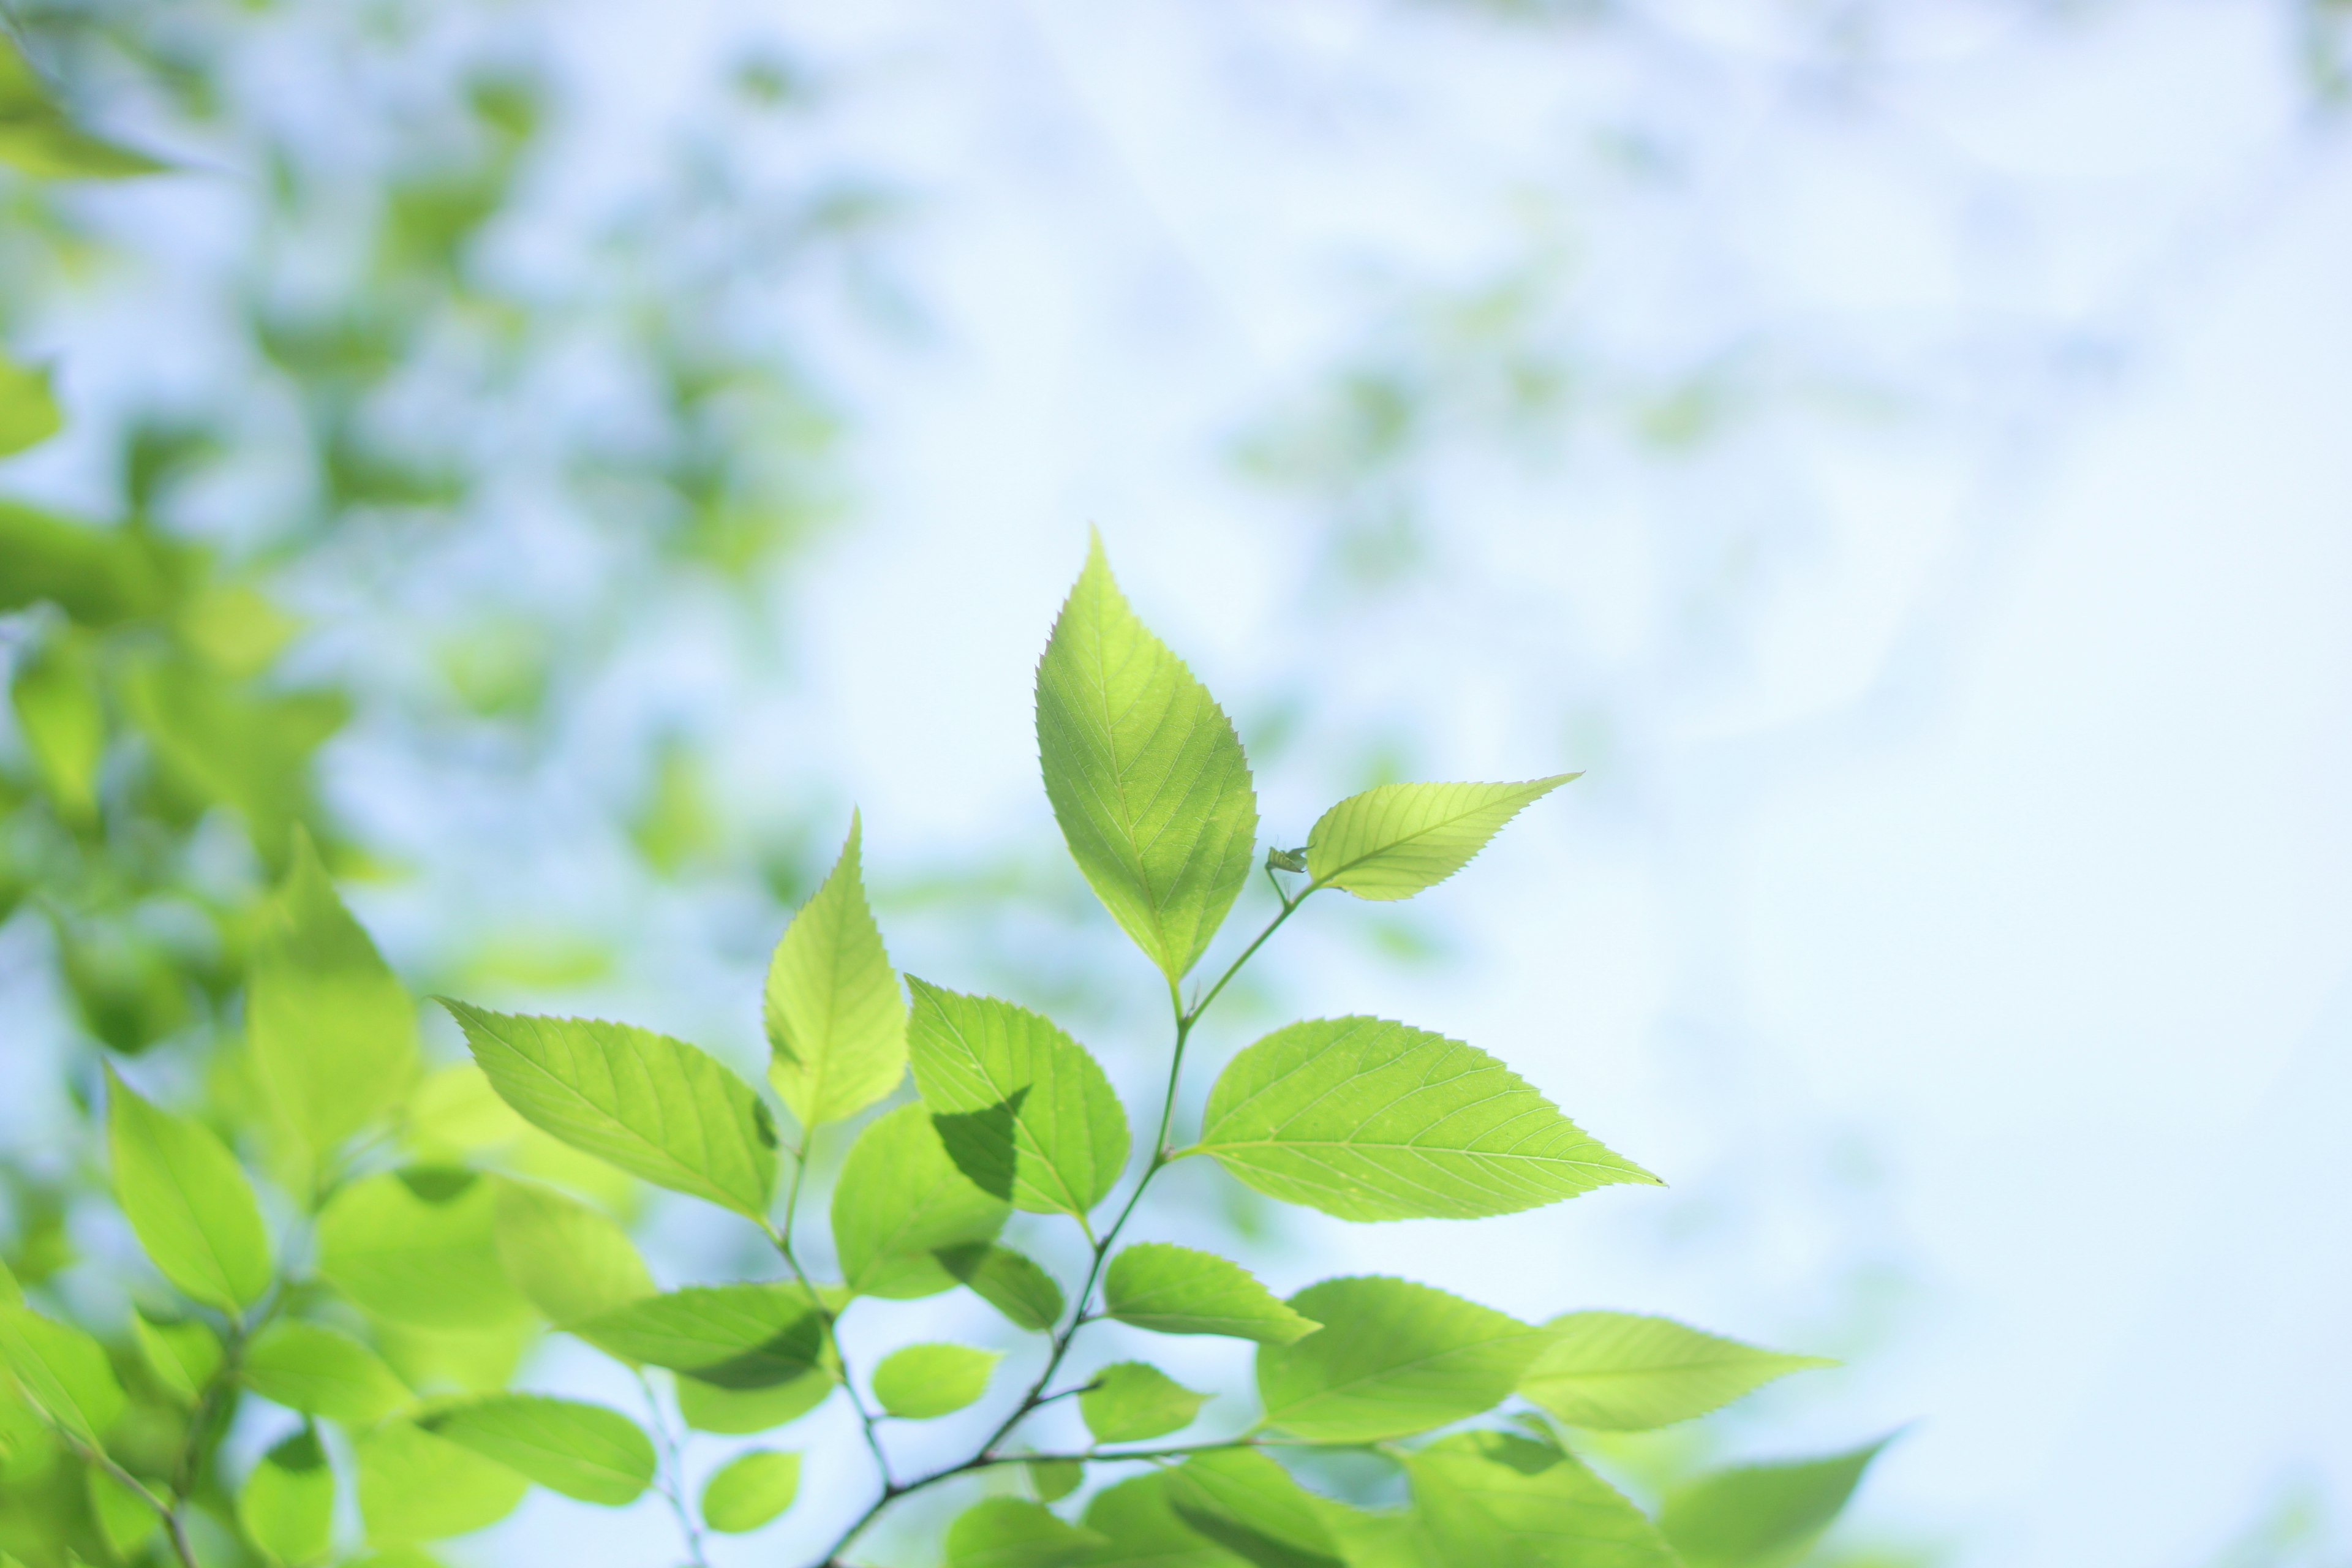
[130,1311,221,1405]
[573,1283,828,1389]
[1079,1362,1206,1444]
[907,980,1129,1216]
[442,1002,777,1219]
[676,1370,832,1435]
[1406,1431,1676,1568]
[832,1103,1011,1299]
[10,633,102,823]
[872,1342,1000,1419]
[0,1304,124,1443]
[700,1449,800,1534]
[490,1180,655,1329]
[0,352,60,456]
[243,1321,412,1424]
[948,1496,1106,1568]
[105,1066,272,1311]
[420,1394,654,1506]
[1102,1244,1318,1346]
[1256,1277,1545,1443]
[1036,533,1257,982]
[1030,1459,1083,1503]
[316,1169,528,1331]
[1196,1018,1655,1222]
[85,1466,159,1560]
[246,833,419,1169]
[941,1243,1066,1332]
[1660,1436,1893,1568]
[355,1419,528,1544]
[239,1430,334,1566]
[1081,1472,1248,1568]
[1305,778,1575,902]
[1165,1450,1344,1568]
[1520,1313,1833,1431]
[766,813,908,1128]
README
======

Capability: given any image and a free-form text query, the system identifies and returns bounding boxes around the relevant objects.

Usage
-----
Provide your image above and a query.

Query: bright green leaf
[573,1283,827,1389]
[440,1002,777,1219]
[355,1419,528,1545]
[766,813,908,1128]
[1103,1244,1318,1346]
[942,1243,1065,1332]
[10,633,103,823]
[0,1303,124,1443]
[420,1394,654,1506]
[1256,1277,1546,1443]
[1030,1458,1083,1502]
[130,1311,221,1406]
[1196,1017,1656,1222]
[243,1322,412,1425]
[1165,1450,1344,1568]
[316,1169,528,1331]
[699,1448,800,1534]
[1079,1362,1206,1444]
[0,353,61,457]
[1305,777,1576,902]
[86,1464,159,1558]
[239,1430,334,1566]
[1036,532,1257,982]
[1520,1313,1834,1431]
[246,834,419,1169]
[1660,1436,1893,1568]
[947,1496,1106,1568]
[1406,1430,1676,1568]
[871,1343,999,1419]
[676,1368,832,1435]
[1080,1472,1248,1568]
[832,1103,1011,1299]
[490,1179,654,1329]
[907,980,1129,1216]
[104,1066,273,1311]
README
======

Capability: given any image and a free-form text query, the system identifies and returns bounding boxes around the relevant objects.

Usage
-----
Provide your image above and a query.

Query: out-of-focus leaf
[573,1283,827,1390]
[1082,1472,1248,1568]
[120,660,345,862]
[0,1305,124,1443]
[85,1465,159,1559]
[420,1394,654,1506]
[1660,1436,1894,1568]
[1405,1431,1676,1568]
[676,1368,832,1435]
[946,1496,1106,1568]
[940,1243,1064,1332]
[870,1343,998,1420]
[355,1420,528,1545]
[0,37,169,178]
[490,1179,654,1329]
[0,503,182,625]
[1079,1362,1206,1444]
[10,634,104,823]
[0,353,60,456]
[1255,1277,1546,1443]
[1165,1450,1344,1568]
[316,1169,529,1331]
[1520,1312,1833,1431]
[832,1103,1010,1299]
[238,1429,334,1565]
[699,1449,799,1534]
[105,1066,273,1310]
[130,1311,221,1406]
[765,813,907,1128]
[242,1321,412,1424]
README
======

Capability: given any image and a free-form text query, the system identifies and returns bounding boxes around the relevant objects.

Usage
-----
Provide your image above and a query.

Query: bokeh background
[6,1,2350,1565]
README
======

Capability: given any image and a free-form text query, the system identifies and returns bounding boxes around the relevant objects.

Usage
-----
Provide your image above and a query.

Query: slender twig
[802,890,1313,1567]
[633,1368,712,1568]
[50,1420,196,1568]
[765,1133,893,1490]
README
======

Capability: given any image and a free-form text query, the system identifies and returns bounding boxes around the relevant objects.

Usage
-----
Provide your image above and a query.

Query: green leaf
[1103,1245,1318,1346]
[0,352,61,457]
[872,1343,999,1419]
[1256,1278,1547,1443]
[239,1429,335,1566]
[1030,1458,1084,1503]
[85,1466,160,1560]
[442,1002,778,1219]
[0,37,168,179]
[676,1367,834,1434]
[1195,1018,1656,1222]
[1405,1431,1676,1568]
[941,1243,1066,1332]
[1079,1362,1206,1443]
[316,1169,529,1331]
[1659,1437,1893,1568]
[766,813,909,1128]
[130,1311,222,1406]
[490,1179,655,1329]
[948,1496,1106,1568]
[1305,777,1576,902]
[1080,1472,1248,1568]
[1164,1450,1344,1568]
[1036,532,1258,982]
[10,633,103,823]
[246,833,419,1168]
[104,1066,273,1311]
[832,1103,1011,1299]
[1519,1313,1833,1431]
[699,1448,801,1534]
[243,1322,412,1424]
[420,1394,654,1506]
[573,1283,828,1389]
[0,1303,124,1443]
[355,1419,529,1544]
[907,980,1130,1216]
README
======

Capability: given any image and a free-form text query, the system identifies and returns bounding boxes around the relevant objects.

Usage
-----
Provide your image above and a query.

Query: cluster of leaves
[1,537,1891,1567]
